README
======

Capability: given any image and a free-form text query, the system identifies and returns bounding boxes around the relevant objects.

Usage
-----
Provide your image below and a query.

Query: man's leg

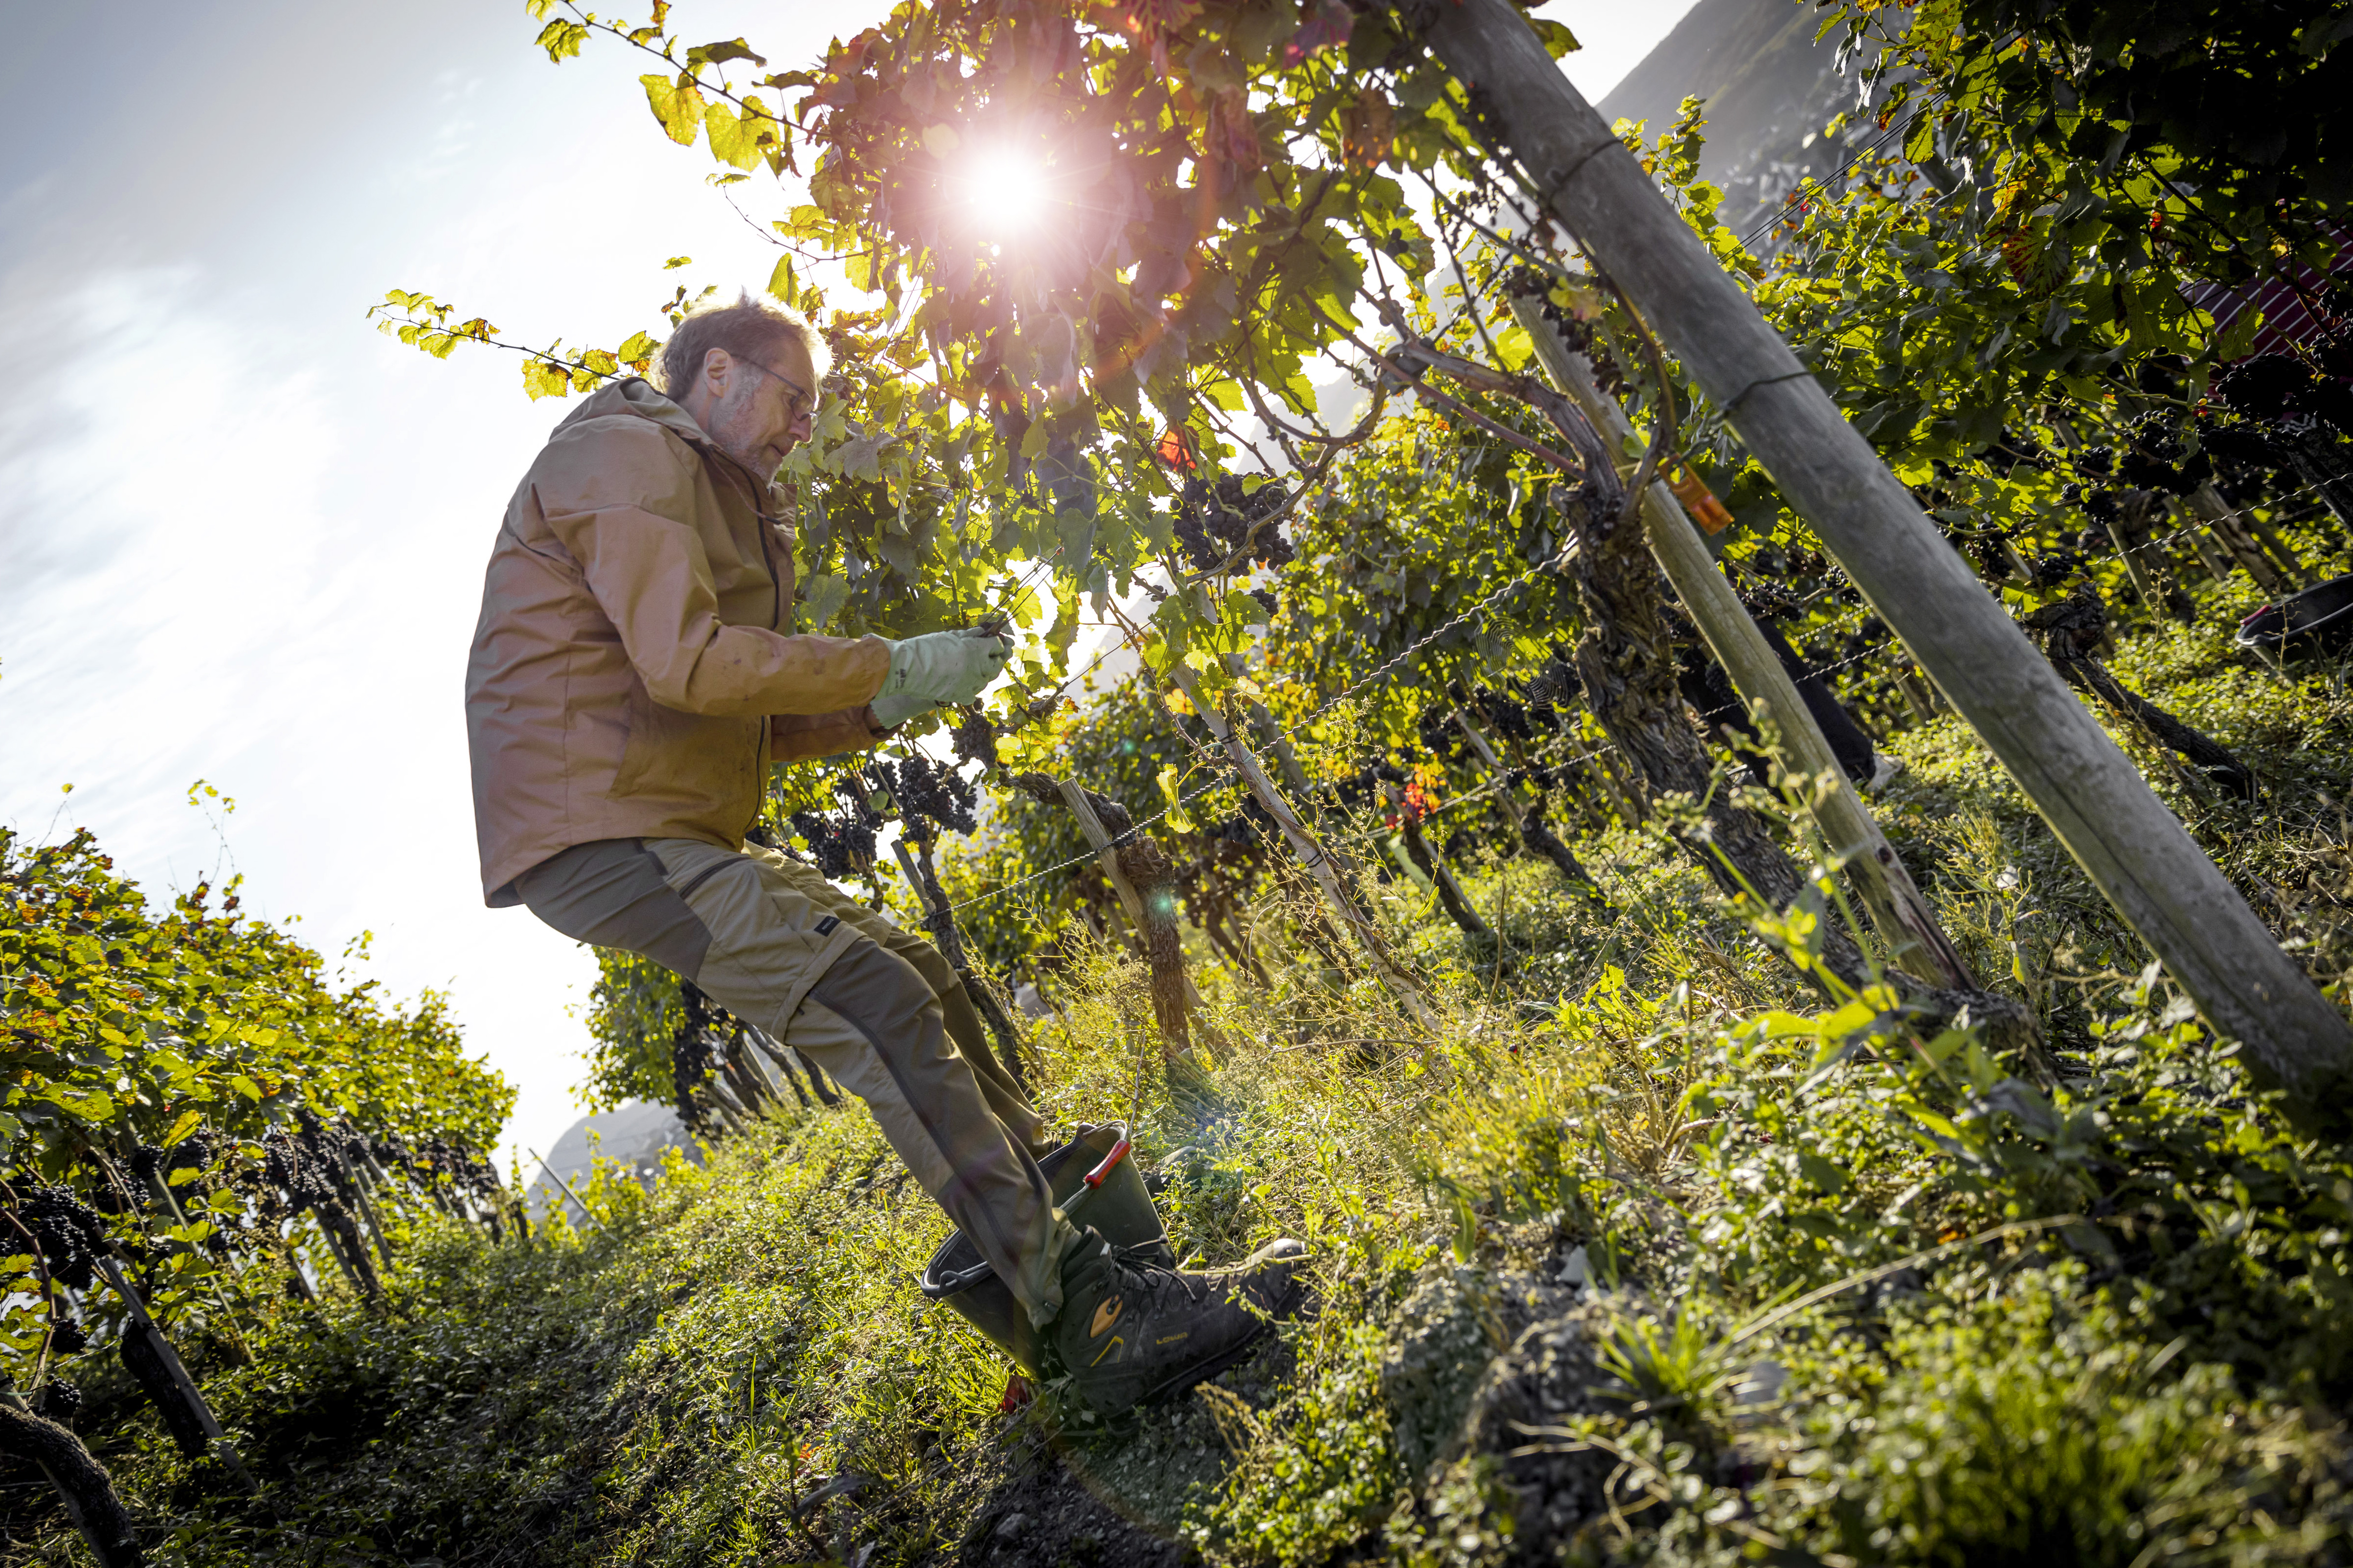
[747,848,1048,1155]
[516,837,1076,1325]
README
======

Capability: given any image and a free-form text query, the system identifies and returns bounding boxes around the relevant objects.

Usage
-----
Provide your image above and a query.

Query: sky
[0,0,1700,1175]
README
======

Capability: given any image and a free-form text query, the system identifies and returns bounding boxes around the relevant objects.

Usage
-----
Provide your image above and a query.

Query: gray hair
[656,292,832,401]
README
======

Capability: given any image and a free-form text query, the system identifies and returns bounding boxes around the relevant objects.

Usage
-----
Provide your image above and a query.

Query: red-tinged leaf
[1281,0,1352,67]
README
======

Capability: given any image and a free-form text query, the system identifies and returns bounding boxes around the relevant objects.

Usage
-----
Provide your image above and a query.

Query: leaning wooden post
[1424,0,2353,1118]
[527,1148,603,1232]
[1008,775,1214,1062]
[1044,778,1215,1024]
[1379,780,1490,938]
[92,1254,251,1490]
[1167,666,1442,1034]
[1509,294,1976,990]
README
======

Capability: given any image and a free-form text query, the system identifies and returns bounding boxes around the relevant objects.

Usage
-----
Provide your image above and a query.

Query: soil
[927,1217,1623,1568]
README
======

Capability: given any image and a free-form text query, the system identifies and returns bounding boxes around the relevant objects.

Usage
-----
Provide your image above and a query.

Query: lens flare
[965,149,1051,237]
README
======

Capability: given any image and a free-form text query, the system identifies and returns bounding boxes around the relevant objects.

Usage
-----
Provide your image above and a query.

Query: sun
[963,147,1052,238]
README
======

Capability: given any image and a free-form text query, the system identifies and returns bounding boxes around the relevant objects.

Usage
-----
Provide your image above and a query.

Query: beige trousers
[516,836,1075,1324]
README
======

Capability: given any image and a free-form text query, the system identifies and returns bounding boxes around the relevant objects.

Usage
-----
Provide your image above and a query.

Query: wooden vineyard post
[1167,667,1442,1035]
[334,1148,397,1269]
[93,1254,251,1489]
[1008,774,1212,1063]
[1426,0,2353,1119]
[2187,481,2298,593]
[528,1148,604,1232]
[2171,497,2240,584]
[1510,295,1977,989]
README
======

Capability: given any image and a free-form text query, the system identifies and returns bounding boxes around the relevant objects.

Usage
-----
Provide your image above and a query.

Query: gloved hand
[872,626,1011,727]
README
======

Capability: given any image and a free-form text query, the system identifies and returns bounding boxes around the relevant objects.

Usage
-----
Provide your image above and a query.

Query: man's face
[699,341,818,480]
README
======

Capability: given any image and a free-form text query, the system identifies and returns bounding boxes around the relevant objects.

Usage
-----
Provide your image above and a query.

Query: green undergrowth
[25,577,2353,1567]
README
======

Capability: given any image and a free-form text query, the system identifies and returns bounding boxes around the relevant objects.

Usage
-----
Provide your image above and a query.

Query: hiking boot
[1048,1230,1309,1411]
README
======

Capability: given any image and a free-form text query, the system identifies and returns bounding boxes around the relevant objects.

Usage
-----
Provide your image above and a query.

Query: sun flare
[964,148,1051,236]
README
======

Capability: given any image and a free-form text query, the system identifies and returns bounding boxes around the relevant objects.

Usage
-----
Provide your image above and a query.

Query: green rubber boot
[1048,1230,1310,1412]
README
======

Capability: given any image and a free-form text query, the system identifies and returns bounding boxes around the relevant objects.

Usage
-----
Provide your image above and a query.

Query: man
[464,294,1302,1409]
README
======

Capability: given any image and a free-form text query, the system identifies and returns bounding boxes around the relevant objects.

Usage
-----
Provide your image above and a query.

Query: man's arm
[770,708,890,763]
[536,419,890,717]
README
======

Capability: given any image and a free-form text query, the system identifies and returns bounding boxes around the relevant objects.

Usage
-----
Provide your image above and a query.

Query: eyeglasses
[737,356,817,423]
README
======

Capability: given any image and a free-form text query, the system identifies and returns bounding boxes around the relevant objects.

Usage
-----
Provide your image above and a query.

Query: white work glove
[872,627,1012,727]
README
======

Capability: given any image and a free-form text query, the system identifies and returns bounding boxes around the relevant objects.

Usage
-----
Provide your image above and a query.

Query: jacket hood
[550,376,712,450]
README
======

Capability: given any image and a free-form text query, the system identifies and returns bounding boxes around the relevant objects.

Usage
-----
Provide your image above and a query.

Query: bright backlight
[966,149,1050,235]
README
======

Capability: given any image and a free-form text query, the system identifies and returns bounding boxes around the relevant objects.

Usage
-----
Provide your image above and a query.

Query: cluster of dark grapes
[791,783,882,880]
[1314,761,1407,814]
[264,1129,341,1215]
[1544,310,1629,399]
[950,708,999,771]
[33,1378,82,1421]
[23,1186,104,1291]
[1173,475,1297,573]
[1212,793,1276,846]
[2211,325,2353,437]
[1469,681,1576,744]
[408,1135,505,1211]
[884,754,980,835]
[1507,266,1629,398]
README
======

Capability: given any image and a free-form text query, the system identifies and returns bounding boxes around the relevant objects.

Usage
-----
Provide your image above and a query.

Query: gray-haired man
[464,294,1303,1408]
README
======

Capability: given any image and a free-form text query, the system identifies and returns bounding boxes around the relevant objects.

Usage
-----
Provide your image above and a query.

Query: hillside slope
[18,556,2353,1567]
[1595,0,1856,233]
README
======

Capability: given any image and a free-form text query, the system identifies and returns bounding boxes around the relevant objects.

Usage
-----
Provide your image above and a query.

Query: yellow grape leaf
[162,1108,204,1146]
[522,358,572,401]
[639,73,708,146]
[704,101,765,170]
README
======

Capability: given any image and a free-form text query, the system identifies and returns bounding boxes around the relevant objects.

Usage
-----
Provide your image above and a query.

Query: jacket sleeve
[533,418,891,717]
[769,707,890,763]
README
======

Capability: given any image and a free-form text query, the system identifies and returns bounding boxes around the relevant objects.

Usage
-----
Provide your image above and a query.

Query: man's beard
[708,387,781,481]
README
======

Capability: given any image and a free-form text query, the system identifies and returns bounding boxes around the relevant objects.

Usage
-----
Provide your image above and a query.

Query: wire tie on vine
[1540,134,1624,208]
[1721,368,1817,419]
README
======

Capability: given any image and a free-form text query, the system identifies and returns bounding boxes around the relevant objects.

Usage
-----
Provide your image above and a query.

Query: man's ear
[701,346,733,396]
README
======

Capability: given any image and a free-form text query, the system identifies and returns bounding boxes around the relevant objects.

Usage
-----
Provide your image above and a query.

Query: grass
[16,552,2353,1566]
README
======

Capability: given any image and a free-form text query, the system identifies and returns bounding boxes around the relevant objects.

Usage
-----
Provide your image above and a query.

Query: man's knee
[881,924,959,998]
[807,940,943,1052]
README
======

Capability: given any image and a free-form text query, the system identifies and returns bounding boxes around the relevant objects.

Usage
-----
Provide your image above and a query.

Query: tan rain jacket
[466,378,891,905]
